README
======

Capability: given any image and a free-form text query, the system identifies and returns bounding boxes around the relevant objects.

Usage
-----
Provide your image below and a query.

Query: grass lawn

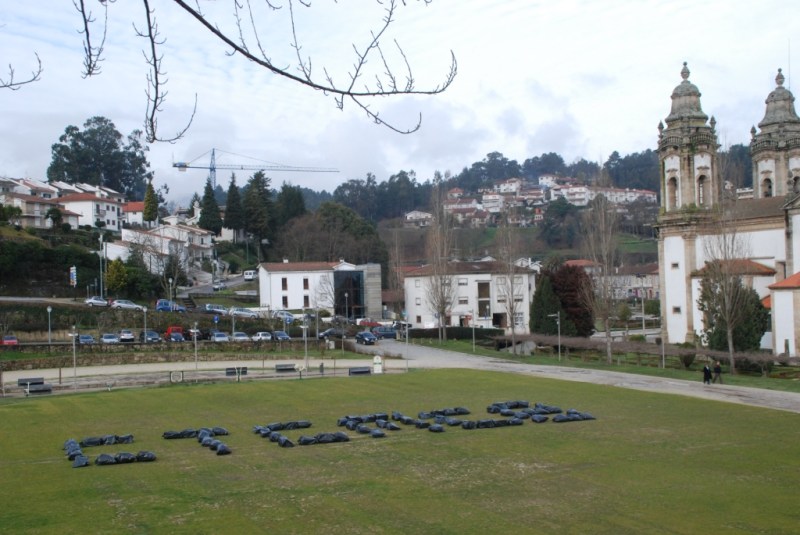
[1,369,798,534]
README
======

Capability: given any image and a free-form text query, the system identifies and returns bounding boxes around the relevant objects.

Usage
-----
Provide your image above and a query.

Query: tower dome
[665,62,708,125]
[757,69,800,130]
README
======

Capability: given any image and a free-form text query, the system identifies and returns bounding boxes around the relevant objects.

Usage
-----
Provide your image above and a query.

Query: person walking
[702,363,712,385]
[712,361,723,384]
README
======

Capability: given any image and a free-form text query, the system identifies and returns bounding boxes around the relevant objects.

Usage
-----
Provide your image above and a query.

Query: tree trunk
[726,327,736,374]
[605,318,613,364]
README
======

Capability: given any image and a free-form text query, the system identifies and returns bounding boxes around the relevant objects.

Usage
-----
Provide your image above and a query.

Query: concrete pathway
[4,340,800,414]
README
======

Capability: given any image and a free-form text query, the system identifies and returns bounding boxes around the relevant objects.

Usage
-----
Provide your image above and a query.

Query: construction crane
[173,148,338,189]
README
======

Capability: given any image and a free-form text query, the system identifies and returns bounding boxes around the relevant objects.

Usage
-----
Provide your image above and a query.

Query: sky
[1,1,799,205]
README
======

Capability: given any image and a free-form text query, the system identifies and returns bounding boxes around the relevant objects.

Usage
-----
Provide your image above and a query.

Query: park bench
[275,363,297,373]
[17,377,53,395]
[225,367,248,376]
[348,366,372,376]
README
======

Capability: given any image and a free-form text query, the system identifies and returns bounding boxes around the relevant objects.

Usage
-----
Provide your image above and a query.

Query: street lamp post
[303,309,309,371]
[344,292,349,324]
[47,306,52,345]
[143,307,148,343]
[169,277,174,302]
[98,234,104,299]
[71,325,77,389]
[637,274,646,334]
[548,312,561,362]
[194,321,199,374]
[470,309,476,353]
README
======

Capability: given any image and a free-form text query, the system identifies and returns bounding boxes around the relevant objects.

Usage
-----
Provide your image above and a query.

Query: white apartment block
[404,261,536,334]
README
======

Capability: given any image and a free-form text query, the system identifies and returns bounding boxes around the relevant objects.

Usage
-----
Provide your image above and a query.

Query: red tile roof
[769,271,800,290]
[693,259,776,277]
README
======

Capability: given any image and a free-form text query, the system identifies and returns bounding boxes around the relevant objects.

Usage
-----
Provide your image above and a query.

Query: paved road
[4,339,800,414]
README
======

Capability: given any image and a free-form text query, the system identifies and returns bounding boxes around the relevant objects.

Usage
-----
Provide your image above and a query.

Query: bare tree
[580,194,619,364]
[424,180,456,341]
[68,0,456,141]
[495,214,525,354]
[699,201,752,374]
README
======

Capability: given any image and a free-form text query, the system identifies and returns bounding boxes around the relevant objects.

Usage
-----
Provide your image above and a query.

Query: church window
[667,177,678,209]
[793,177,800,194]
[762,178,773,198]
[671,262,679,269]
[672,306,681,314]
[697,176,706,205]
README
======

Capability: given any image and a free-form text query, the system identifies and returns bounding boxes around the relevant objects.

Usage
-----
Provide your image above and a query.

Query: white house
[258,259,382,320]
[403,260,536,334]
[404,210,433,228]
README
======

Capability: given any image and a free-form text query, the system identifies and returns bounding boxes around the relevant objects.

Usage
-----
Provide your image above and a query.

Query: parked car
[203,303,228,316]
[230,307,259,319]
[118,329,136,343]
[110,299,143,311]
[164,326,184,341]
[167,332,186,342]
[2,335,19,345]
[155,299,186,313]
[243,270,257,281]
[252,331,272,342]
[100,333,120,344]
[272,330,291,341]
[272,310,295,324]
[372,326,397,339]
[84,296,108,307]
[355,331,378,345]
[318,327,345,340]
[231,332,251,342]
[211,331,230,343]
[139,330,161,343]
[78,334,95,344]
[212,281,227,291]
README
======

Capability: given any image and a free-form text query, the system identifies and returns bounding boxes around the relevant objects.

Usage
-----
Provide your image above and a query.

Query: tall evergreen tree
[224,174,244,241]
[198,178,223,235]
[242,171,273,256]
[143,179,158,226]
[275,182,307,229]
[530,275,563,334]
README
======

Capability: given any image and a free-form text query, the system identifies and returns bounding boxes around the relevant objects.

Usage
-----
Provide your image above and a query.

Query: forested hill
[324,144,752,223]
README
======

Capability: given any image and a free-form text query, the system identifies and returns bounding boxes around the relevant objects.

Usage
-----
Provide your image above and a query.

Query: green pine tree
[198,179,223,235]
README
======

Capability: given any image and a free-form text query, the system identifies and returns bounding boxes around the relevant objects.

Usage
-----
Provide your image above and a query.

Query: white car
[252,331,272,342]
[111,299,143,311]
[118,329,136,343]
[272,310,295,324]
[100,333,120,344]
[231,332,251,342]
[84,296,108,307]
[230,307,259,319]
[211,332,230,342]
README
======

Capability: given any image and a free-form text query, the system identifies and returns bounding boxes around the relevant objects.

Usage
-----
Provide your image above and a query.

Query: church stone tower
[750,68,800,198]
[658,62,721,212]
[656,63,721,345]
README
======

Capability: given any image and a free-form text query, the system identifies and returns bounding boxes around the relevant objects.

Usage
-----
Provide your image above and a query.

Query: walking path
[4,340,800,414]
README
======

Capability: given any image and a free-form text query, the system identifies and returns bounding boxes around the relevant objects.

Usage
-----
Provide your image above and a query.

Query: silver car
[84,296,108,307]
[230,307,259,319]
[111,299,143,311]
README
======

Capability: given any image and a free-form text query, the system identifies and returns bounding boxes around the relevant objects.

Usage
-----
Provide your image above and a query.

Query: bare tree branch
[0,53,42,90]
[66,0,456,140]
[137,0,196,143]
[73,0,107,77]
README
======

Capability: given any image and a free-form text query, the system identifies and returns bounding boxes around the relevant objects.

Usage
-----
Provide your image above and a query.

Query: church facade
[656,63,800,356]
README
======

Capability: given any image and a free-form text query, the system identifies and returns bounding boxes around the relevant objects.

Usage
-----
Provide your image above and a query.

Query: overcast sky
[2,1,799,204]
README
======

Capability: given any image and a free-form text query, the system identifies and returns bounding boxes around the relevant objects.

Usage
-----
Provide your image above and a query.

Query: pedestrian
[712,361,723,384]
[702,363,712,384]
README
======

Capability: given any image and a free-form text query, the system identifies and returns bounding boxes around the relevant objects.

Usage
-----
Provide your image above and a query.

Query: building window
[282,277,288,291]
[416,315,421,324]
[672,306,681,314]
[514,312,525,327]
[477,281,490,319]
[458,297,468,305]
[303,295,310,308]
[282,296,288,308]
[458,278,468,286]
[415,297,421,305]
[415,279,421,288]
[303,278,309,290]
[671,263,679,269]
[762,178,773,198]
[667,177,677,210]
